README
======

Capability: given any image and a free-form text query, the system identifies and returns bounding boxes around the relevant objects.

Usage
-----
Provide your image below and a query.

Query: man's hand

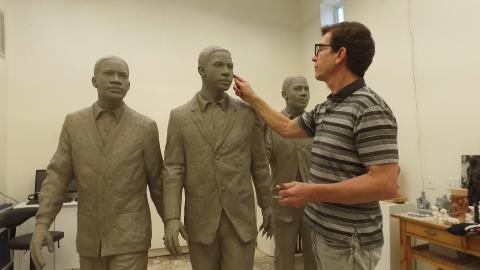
[233,74,257,103]
[163,219,188,256]
[278,182,315,208]
[258,207,274,239]
[30,223,54,269]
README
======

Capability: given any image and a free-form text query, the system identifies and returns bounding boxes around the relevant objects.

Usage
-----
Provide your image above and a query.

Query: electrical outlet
[425,176,435,190]
[448,177,459,189]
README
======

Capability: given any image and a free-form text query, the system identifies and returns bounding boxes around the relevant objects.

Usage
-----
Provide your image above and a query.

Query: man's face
[283,77,310,111]
[92,59,130,103]
[312,32,336,81]
[202,51,234,92]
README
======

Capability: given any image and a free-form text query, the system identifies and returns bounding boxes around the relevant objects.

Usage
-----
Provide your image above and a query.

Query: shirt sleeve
[297,104,320,138]
[36,116,74,227]
[162,110,186,221]
[250,113,272,210]
[353,105,399,166]
[144,121,164,221]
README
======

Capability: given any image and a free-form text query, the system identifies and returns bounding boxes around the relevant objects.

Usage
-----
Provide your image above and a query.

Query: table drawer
[406,222,462,248]
[467,236,480,252]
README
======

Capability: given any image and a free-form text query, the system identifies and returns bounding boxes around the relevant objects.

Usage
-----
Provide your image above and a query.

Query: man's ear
[335,47,347,64]
[281,90,287,100]
[198,66,206,78]
[91,77,97,88]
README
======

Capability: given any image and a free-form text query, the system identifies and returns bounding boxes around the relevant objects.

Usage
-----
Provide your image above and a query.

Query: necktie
[97,111,116,144]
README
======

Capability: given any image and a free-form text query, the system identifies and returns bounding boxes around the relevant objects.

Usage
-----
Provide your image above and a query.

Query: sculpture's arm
[36,116,74,227]
[162,111,188,255]
[144,121,164,220]
[32,116,74,269]
[250,114,274,238]
[162,111,185,221]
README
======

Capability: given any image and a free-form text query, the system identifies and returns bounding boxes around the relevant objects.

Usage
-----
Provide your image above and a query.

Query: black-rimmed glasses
[315,43,332,56]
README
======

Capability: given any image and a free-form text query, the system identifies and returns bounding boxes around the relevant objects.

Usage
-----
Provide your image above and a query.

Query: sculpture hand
[233,74,257,103]
[164,219,188,255]
[30,223,54,269]
[259,207,274,239]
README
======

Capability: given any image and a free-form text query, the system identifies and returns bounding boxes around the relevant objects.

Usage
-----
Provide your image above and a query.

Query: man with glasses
[233,22,399,270]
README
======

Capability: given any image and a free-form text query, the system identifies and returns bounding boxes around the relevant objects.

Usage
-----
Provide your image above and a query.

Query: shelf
[411,244,480,270]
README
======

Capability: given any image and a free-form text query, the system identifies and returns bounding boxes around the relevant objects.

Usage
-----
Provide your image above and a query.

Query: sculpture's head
[198,46,233,92]
[92,56,130,105]
[281,76,310,112]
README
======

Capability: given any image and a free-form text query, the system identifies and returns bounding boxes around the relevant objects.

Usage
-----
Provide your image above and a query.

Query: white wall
[345,0,423,201]
[5,0,314,201]
[410,0,480,200]
[300,0,330,104]
[0,0,7,198]
[345,1,480,269]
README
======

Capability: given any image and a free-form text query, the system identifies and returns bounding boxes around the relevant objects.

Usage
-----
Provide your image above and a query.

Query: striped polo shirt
[297,79,398,249]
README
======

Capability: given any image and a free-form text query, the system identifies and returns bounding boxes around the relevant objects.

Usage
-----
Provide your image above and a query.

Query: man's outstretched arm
[233,74,308,139]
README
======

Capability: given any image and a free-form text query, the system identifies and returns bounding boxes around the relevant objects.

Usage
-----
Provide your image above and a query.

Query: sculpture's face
[203,51,234,92]
[92,59,130,103]
[284,77,310,111]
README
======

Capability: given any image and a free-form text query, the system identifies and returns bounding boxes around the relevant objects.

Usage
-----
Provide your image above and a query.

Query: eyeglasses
[314,43,332,56]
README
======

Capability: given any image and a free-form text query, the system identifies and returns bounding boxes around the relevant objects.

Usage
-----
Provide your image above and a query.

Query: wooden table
[392,213,480,270]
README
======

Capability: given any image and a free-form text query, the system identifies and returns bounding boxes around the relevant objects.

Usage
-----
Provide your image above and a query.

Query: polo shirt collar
[327,78,366,102]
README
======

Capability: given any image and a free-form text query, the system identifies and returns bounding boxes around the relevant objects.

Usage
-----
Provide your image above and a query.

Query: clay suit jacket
[265,110,312,222]
[35,104,164,257]
[163,94,272,244]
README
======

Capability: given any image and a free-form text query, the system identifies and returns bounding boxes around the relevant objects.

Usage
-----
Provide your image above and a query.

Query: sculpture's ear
[92,77,97,88]
[198,66,206,78]
[281,90,287,100]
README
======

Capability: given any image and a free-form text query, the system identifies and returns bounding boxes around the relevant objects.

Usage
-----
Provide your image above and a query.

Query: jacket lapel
[188,97,216,150]
[215,95,238,151]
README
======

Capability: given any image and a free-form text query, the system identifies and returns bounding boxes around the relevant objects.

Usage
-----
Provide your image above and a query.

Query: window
[334,2,344,23]
[320,0,344,26]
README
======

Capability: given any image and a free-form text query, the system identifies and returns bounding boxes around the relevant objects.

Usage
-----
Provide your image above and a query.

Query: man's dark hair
[321,21,375,78]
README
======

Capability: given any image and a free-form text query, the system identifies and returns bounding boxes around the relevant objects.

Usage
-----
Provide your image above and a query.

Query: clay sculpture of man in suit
[266,76,316,270]
[30,56,164,270]
[162,46,273,270]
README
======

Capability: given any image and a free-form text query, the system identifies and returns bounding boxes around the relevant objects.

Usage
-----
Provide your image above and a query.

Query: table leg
[399,220,412,270]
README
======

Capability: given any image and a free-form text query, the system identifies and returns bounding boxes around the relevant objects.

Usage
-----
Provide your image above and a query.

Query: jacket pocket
[76,213,97,251]
[110,211,151,247]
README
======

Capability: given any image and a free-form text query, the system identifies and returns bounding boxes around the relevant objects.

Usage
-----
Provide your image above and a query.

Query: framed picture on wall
[461,155,480,205]
[0,8,4,58]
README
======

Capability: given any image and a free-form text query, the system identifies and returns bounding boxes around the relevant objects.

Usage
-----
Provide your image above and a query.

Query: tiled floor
[148,249,305,270]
